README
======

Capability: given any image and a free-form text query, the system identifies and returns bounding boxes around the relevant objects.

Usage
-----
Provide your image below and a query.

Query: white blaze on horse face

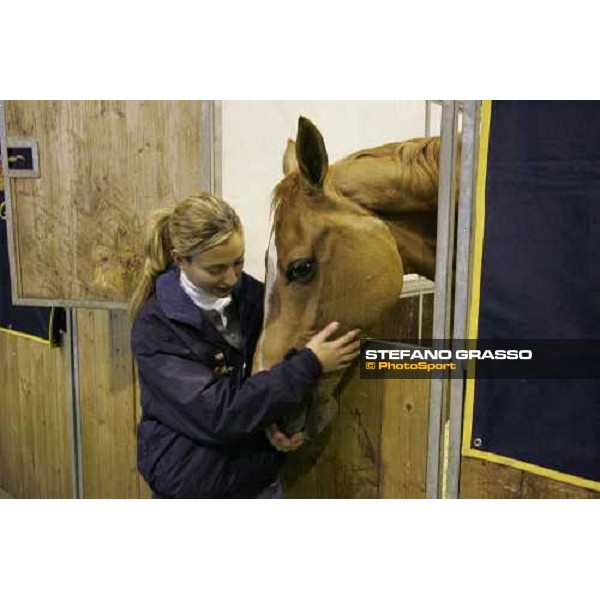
[256,226,278,372]
[264,227,278,323]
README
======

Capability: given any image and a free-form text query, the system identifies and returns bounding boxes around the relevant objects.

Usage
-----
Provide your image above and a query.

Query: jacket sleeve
[134,343,322,446]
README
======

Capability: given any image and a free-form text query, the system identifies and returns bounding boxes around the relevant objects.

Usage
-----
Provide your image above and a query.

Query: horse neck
[330,179,438,280]
[376,211,437,280]
[330,195,438,280]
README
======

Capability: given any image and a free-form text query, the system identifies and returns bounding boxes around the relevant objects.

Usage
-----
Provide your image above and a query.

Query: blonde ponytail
[129,208,174,319]
[129,193,242,320]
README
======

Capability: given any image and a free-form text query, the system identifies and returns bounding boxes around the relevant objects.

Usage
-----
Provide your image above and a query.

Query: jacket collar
[156,268,203,329]
[155,267,250,331]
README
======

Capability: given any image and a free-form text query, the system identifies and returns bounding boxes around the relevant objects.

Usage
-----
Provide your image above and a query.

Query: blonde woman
[130,194,360,498]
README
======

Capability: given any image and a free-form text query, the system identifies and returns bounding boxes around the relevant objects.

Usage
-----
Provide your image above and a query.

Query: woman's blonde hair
[129,193,242,319]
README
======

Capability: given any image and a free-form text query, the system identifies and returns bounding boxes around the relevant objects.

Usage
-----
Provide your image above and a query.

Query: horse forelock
[271,171,368,223]
[271,172,299,215]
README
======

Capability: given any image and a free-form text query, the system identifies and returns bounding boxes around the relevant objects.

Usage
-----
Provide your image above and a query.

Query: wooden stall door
[3,100,207,305]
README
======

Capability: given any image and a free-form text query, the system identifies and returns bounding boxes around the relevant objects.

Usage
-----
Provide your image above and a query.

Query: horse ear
[296,116,328,188]
[283,139,299,175]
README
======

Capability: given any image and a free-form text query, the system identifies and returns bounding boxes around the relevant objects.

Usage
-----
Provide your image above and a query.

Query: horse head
[253,117,421,438]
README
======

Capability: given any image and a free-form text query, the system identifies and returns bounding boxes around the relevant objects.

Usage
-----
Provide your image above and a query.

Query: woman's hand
[306,322,361,373]
[266,423,304,452]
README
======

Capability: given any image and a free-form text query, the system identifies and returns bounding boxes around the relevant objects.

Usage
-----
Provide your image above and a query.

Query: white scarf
[179,270,232,328]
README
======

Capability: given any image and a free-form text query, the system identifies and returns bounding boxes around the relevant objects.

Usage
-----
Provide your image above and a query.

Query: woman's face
[176,232,245,297]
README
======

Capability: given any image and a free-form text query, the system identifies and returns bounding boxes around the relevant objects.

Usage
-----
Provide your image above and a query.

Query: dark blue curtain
[471,101,600,483]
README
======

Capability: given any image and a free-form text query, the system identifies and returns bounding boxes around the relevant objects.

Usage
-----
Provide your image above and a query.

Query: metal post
[67,308,84,498]
[0,101,21,306]
[426,101,459,499]
[425,100,432,137]
[202,100,222,197]
[211,101,223,198]
[445,101,479,499]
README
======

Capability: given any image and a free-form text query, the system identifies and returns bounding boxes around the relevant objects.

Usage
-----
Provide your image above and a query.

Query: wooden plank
[521,471,600,499]
[42,333,72,498]
[0,333,23,496]
[16,338,40,497]
[77,309,97,496]
[421,293,434,340]
[23,340,48,497]
[34,335,71,498]
[459,457,524,498]
[0,332,72,498]
[459,457,600,499]
[334,375,384,498]
[77,309,139,498]
[5,101,205,304]
[380,378,429,498]
[378,294,430,498]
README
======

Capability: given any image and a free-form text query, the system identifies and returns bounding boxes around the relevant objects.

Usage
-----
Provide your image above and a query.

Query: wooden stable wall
[0,291,435,499]
[2,301,599,499]
[0,293,431,499]
[0,310,150,499]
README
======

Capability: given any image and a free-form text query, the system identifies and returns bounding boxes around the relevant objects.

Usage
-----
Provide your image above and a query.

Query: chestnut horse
[253,117,440,445]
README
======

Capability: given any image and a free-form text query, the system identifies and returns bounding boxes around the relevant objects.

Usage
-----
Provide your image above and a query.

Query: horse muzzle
[277,372,344,440]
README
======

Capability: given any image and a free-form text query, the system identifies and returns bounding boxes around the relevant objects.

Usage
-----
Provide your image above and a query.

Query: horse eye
[286,259,316,283]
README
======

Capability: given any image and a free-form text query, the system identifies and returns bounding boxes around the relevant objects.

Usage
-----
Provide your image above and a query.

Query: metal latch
[6,139,39,178]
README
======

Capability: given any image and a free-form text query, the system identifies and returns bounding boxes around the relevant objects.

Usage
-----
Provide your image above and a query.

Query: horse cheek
[320,229,403,335]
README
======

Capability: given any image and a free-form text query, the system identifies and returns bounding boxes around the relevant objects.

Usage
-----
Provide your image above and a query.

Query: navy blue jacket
[131,268,321,498]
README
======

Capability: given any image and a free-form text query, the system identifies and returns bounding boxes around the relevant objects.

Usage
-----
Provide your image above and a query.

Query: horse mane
[334,136,441,210]
[271,136,441,219]
[342,135,439,165]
